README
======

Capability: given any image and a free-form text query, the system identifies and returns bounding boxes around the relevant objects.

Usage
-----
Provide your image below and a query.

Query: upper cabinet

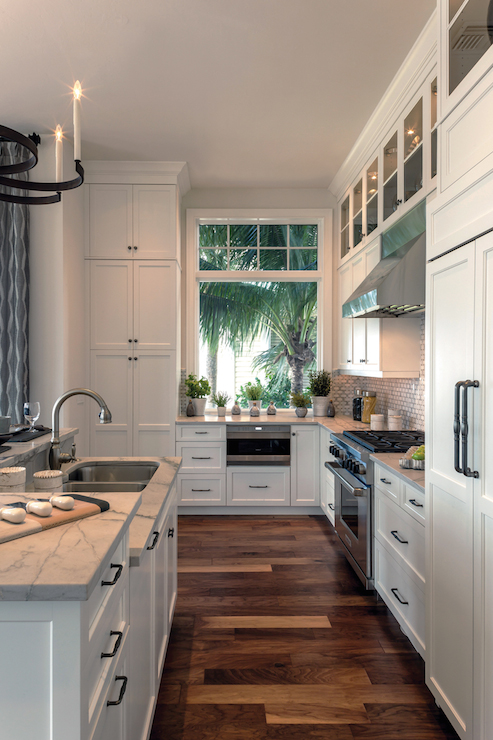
[338,69,437,266]
[86,184,179,260]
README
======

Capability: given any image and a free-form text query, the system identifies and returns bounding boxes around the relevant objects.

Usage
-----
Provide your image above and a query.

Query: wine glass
[23,401,40,432]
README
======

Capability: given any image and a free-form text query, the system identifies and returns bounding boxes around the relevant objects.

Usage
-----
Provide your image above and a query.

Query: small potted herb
[184,374,211,416]
[244,381,264,411]
[290,391,311,417]
[308,369,331,416]
[211,391,230,417]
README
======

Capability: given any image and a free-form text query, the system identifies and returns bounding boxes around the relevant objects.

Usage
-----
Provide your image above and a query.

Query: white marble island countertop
[0,491,142,602]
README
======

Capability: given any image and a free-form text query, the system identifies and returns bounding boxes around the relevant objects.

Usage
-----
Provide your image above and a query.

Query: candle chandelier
[0,82,84,205]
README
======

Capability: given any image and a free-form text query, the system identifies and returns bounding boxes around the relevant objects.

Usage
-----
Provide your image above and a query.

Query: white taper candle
[73,80,82,161]
[55,125,63,182]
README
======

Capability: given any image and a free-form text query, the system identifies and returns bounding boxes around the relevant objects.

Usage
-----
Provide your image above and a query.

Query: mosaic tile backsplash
[330,317,425,431]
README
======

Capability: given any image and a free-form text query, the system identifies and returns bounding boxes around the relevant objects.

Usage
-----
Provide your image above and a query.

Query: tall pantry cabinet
[84,163,189,458]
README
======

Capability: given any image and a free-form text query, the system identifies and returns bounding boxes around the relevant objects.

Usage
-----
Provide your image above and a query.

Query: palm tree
[199,280,317,394]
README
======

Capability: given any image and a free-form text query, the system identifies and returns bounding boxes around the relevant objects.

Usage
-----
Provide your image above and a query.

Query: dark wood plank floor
[150,515,459,740]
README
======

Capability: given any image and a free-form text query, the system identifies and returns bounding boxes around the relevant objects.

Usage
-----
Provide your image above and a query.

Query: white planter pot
[192,397,207,416]
[247,400,262,411]
[217,407,226,417]
[311,396,329,417]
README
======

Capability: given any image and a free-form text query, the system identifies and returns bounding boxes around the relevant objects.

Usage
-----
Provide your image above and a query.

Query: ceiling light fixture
[0,82,84,205]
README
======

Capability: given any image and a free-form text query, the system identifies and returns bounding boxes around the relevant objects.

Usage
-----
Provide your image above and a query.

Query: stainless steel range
[324,429,424,589]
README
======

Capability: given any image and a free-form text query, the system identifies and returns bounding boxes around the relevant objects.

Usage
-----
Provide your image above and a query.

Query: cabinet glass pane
[404,99,423,159]
[449,0,492,95]
[431,78,438,128]
[367,194,378,235]
[404,147,423,201]
[353,180,363,215]
[431,128,438,179]
[341,196,349,229]
[366,158,378,201]
[384,132,398,182]
[383,173,398,221]
[341,226,350,258]
[353,211,363,247]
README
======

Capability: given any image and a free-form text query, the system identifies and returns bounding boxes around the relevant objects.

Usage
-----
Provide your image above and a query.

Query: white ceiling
[2,0,436,189]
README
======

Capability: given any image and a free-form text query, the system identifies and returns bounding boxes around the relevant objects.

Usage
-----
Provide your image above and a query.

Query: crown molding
[329,10,437,200]
[83,160,190,193]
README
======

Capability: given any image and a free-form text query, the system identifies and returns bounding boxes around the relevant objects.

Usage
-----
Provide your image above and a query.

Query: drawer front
[175,442,226,473]
[375,540,425,657]
[227,468,290,506]
[86,587,129,721]
[86,534,128,632]
[177,424,225,441]
[374,463,402,504]
[403,484,425,524]
[177,474,226,505]
[324,470,335,526]
[90,635,129,740]
[375,490,425,585]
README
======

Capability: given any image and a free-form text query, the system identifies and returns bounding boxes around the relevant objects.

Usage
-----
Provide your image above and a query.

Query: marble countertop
[0,491,142,602]
[0,428,78,469]
[370,452,425,492]
[62,456,182,568]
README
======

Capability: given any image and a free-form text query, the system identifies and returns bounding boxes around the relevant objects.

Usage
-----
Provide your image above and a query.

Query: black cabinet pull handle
[462,380,480,478]
[409,498,423,508]
[101,563,123,587]
[147,531,160,550]
[128,339,132,343]
[168,527,174,538]
[195,431,208,434]
[101,630,123,659]
[380,478,392,485]
[328,503,335,510]
[391,587,409,605]
[249,485,268,488]
[128,357,132,361]
[134,357,138,360]
[107,675,128,706]
[192,456,211,459]
[191,488,211,492]
[454,380,464,473]
[391,530,409,544]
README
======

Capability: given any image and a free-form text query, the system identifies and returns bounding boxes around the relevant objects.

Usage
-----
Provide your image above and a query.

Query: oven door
[325,461,373,588]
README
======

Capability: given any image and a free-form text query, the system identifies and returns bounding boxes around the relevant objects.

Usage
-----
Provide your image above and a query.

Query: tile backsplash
[330,317,425,431]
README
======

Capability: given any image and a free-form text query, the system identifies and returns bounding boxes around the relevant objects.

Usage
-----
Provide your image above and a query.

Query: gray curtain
[0,142,30,424]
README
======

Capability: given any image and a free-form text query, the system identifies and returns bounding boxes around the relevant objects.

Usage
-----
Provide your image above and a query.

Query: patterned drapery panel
[0,142,30,424]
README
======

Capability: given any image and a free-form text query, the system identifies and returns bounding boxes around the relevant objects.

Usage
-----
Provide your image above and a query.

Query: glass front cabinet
[339,70,437,263]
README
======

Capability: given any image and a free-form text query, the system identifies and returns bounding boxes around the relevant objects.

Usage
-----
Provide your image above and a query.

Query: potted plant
[211,391,230,417]
[244,380,263,411]
[291,391,311,417]
[308,369,331,416]
[184,374,211,416]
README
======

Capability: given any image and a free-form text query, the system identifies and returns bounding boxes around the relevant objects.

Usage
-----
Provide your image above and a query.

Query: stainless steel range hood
[342,203,426,319]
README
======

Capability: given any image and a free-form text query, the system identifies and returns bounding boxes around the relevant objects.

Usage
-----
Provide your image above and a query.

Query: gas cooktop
[342,430,424,453]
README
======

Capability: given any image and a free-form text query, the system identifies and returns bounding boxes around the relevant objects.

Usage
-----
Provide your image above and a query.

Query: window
[186,210,330,409]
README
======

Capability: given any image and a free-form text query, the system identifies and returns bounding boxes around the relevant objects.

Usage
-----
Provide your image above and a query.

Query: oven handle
[324,461,369,497]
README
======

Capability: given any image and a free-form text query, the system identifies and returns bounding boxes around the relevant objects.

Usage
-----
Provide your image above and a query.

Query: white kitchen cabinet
[319,426,336,525]
[175,439,226,474]
[374,472,425,658]
[425,231,493,740]
[87,184,178,260]
[227,466,290,506]
[290,424,319,506]
[89,260,179,351]
[90,350,177,457]
[177,474,227,506]
[337,239,421,378]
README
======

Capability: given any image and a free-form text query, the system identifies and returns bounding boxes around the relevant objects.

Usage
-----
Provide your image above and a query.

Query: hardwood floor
[150,515,459,740]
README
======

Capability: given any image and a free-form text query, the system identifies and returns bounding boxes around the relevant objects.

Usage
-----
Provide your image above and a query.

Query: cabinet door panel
[128,550,154,740]
[153,506,168,689]
[133,185,176,259]
[90,352,133,456]
[339,264,353,367]
[90,261,133,349]
[134,262,177,350]
[166,491,178,627]
[133,352,176,458]
[291,425,319,505]
[88,184,133,258]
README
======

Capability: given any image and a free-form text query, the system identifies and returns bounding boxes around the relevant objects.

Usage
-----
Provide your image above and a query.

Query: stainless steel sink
[67,463,158,483]
[65,481,147,493]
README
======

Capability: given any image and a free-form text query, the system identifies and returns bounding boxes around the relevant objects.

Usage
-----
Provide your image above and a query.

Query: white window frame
[185,208,333,376]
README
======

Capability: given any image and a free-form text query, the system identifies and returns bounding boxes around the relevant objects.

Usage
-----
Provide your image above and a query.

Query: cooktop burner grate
[343,430,424,453]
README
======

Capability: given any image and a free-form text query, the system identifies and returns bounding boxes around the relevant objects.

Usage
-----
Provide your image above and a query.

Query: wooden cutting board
[0,497,109,544]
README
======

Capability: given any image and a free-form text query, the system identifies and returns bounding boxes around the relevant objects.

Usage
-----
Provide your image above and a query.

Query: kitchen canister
[361,391,377,423]
[33,470,64,495]
[388,415,403,431]
[0,466,27,493]
[370,414,385,431]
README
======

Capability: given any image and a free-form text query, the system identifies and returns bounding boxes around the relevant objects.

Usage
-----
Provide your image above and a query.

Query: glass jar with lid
[361,391,377,423]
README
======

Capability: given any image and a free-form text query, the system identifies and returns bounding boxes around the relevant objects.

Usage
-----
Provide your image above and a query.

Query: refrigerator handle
[454,381,464,474]
[461,380,480,479]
